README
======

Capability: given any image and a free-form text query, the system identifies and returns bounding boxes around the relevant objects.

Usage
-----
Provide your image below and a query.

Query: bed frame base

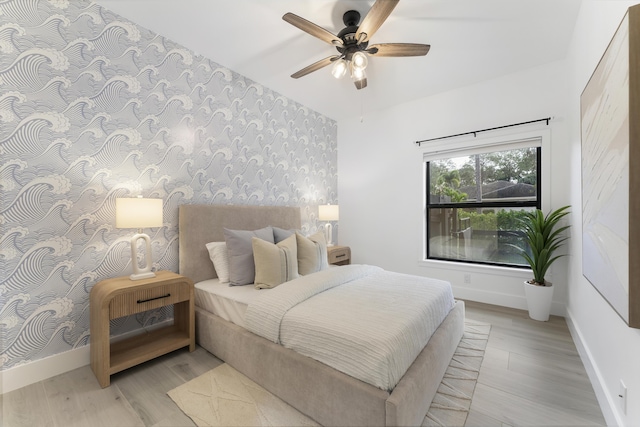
[195,300,464,427]
[179,204,465,426]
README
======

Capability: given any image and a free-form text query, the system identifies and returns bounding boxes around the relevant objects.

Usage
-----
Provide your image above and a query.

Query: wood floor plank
[42,365,143,427]
[477,346,510,371]
[465,408,514,427]
[165,346,223,383]
[466,300,605,427]
[478,361,604,421]
[150,411,196,427]
[486,326,581,359]
[113,349,195,426]
[507,351,594,387]
[470,383,605,426]
[1,382,54,427]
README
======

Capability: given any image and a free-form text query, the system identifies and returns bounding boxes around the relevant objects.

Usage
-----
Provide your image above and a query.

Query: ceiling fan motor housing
[337,10,368,60]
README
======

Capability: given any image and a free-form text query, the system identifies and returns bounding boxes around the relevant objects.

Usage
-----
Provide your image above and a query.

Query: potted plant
[519,205,570,321]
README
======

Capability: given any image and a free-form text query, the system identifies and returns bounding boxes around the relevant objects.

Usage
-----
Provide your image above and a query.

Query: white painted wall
[338,59,571,315]
[340,2,640,425]
[566,1,640,426]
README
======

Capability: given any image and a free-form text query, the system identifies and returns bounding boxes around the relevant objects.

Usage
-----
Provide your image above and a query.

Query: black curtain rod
[414,117,552,146]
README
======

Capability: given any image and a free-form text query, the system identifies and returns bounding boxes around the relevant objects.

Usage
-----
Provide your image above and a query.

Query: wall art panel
[0,0,337,369]
[581,4,640,328]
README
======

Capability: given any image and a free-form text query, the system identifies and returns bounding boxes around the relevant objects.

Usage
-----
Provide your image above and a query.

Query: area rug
[168,320,490,427]
[423,319,491,427]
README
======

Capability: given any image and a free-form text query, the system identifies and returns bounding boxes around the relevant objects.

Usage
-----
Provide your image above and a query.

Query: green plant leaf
[518,205,571,284]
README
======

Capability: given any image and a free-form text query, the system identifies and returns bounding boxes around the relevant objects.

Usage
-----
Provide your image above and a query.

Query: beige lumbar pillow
[252,234,298,289]
[296,231,329,275]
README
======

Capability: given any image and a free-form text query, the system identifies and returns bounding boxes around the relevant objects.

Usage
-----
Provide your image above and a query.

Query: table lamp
[116,197,163,280]
[318,204,339,246]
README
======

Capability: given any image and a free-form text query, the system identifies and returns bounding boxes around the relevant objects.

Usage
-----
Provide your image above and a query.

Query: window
[425,145,541,267]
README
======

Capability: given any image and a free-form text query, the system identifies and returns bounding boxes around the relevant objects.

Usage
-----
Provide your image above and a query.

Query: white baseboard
[452,284,566,317]
[0,320,174,395]
[1,345,91,395]
[565,308,619,427]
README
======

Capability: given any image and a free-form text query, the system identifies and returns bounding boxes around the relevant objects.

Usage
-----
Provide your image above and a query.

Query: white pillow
[252,234,298,289]
[205,241,230,284]
[295,231,329,275]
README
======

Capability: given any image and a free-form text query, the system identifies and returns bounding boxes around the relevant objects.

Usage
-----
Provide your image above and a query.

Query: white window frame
[419,127,551,273]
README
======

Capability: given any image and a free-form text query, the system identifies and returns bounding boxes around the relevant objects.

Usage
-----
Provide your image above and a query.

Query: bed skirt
[195,300,465,427]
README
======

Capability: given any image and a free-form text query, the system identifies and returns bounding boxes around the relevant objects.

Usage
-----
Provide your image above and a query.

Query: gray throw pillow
[273,227,296,243]
[223,226,274,285]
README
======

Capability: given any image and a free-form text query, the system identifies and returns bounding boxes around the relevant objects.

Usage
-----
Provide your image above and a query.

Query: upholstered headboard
[178,204,302,284]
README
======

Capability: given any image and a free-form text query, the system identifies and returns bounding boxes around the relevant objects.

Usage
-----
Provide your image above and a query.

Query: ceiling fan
[283,0,430,90]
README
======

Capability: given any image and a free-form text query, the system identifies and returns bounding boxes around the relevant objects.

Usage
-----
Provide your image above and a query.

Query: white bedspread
[244,265,455,391]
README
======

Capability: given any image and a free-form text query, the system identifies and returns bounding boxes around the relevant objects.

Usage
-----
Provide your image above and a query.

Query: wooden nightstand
[90,271,195,387]
[328,245,351,265]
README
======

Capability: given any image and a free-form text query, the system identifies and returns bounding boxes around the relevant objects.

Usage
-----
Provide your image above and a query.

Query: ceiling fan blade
[355,0,400,44]
[283,13,343,47]
[354,78,368,90]
[368,43,431,57]
[291,55,340,79]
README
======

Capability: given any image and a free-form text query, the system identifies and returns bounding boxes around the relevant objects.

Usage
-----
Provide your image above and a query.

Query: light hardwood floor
[0,301,606,427]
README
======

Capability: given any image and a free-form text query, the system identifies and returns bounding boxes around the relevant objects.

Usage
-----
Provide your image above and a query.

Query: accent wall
[0,0,337,371]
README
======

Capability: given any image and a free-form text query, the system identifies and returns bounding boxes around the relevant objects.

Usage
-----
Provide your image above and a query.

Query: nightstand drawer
[109,282,190,319]
[328,246,351,265]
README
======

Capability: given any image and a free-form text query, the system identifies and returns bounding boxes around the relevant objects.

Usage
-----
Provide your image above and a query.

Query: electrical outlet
[464,274,471,284]
[619,380,627,414]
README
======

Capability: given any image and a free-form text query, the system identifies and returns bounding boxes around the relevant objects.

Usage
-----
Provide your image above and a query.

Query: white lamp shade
[318,204,339,221]
[116,198,163,229]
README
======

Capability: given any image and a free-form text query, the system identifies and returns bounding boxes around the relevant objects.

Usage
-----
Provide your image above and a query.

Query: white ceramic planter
[523,280,554,321]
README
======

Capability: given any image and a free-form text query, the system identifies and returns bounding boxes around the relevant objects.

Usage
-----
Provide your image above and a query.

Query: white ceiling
[97,0,582,121]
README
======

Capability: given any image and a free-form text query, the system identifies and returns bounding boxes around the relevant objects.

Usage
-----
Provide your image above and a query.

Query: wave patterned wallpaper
[0,0,337,370]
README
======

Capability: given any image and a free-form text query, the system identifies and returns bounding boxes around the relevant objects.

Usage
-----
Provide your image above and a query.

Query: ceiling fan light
[331,59,348,79]
[351,51,368,71]
[351,66,366,81]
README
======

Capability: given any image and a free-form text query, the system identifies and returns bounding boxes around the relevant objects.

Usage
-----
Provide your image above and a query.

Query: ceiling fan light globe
[351,51,368,70]
[331,59,348,79]
[352,67,366,81]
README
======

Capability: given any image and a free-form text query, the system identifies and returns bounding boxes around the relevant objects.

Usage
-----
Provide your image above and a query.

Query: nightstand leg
[174,300,195,352]
[90,309,111,387]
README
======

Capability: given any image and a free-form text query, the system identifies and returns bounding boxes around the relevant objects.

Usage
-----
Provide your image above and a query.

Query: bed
[179,204,465,427]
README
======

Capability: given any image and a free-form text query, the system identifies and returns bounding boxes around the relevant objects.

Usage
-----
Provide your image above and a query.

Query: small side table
[90,271,195,387]
[328,245,351,266]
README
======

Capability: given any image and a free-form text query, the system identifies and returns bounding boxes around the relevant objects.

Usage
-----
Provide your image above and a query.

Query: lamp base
[130,271,156,281]
[129,232,155,281]
[324,223,334,246]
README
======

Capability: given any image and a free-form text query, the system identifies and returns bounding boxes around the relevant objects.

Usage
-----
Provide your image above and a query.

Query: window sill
[418,258,533,279]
